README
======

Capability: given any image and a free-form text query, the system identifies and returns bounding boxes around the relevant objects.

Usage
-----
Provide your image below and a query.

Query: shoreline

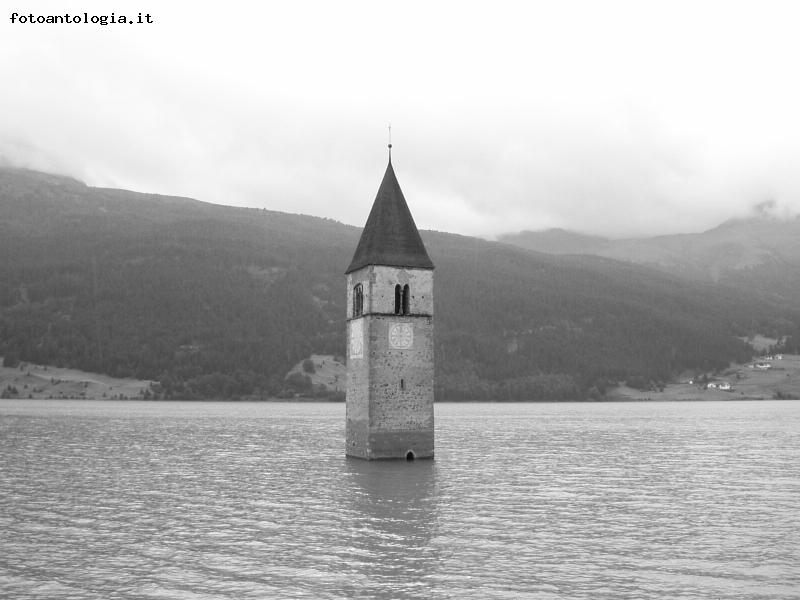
[4,354,798,403]
[2,396,797,404]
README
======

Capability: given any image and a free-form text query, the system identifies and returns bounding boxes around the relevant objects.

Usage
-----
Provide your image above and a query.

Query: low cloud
[2,1,799,238]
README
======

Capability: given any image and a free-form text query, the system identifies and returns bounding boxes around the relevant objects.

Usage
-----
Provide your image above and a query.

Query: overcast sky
[2,0,800,238]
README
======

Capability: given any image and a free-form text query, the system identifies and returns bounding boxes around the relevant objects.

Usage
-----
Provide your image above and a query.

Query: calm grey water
[1,400,798,600]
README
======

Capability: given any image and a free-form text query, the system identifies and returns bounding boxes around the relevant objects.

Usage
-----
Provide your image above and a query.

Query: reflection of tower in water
[342,459,441,595]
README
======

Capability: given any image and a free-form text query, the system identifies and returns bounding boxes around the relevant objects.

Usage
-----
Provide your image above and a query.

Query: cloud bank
[2,0,799,238]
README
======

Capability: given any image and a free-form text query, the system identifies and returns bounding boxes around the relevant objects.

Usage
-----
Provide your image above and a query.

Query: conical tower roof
[345,158,434,273]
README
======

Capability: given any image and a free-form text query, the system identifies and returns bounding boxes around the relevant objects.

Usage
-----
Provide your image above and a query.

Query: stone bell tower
[345,148,434,460]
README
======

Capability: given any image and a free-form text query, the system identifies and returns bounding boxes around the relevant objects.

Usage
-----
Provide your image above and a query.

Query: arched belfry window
[394,284,411,315]
[394,285,402,315]
[353,284,363,317]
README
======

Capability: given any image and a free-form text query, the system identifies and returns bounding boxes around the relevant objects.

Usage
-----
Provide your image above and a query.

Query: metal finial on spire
[388,124,392,161]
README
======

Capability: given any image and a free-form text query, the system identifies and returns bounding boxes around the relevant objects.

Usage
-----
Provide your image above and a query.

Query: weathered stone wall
[368,314,434,459]
[346,266,433,318]
[346,265,435,460]
[368,429,433,459]
[346,316,370,458]
[368,315,433,428]
[370,267,433,315]
[346,267,369,320]
[346,266,371,457]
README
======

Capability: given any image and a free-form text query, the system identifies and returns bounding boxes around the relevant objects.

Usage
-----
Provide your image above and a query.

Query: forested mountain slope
[2,167,797,399]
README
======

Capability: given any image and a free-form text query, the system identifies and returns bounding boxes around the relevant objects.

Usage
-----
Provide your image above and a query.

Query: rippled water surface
[1,400,799,599]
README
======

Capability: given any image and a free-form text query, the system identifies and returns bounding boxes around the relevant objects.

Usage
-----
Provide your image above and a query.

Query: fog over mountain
[2,1,800,238]
[500,211,800,305]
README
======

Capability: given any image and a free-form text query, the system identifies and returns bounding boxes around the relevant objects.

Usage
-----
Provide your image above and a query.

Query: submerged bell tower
[345,147,435,460]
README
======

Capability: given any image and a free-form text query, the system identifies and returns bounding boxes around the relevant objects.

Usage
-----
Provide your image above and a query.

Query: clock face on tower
[349,320,363,358]
[389,323,413,349]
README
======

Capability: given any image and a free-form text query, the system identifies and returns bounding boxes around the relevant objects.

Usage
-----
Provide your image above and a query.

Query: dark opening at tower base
[406,451,415,461]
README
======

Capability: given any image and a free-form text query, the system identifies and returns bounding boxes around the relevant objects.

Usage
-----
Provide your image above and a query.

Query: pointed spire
[345,154,434,274]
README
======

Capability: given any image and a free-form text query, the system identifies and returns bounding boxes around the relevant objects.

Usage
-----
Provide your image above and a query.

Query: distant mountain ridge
[2,166,798,399]
[499,228,612,255]
[499,216,800,303]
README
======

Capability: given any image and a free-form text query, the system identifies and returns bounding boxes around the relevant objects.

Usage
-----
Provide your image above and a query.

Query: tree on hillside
[2,351,20,368]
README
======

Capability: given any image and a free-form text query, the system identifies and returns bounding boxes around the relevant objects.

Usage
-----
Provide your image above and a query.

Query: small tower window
[394,284,411,315]
[394,284,402,315]
[353,284,363,317]
[400,378,405,390]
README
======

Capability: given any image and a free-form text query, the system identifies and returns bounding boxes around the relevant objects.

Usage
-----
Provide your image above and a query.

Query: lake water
[1,400,798,599]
